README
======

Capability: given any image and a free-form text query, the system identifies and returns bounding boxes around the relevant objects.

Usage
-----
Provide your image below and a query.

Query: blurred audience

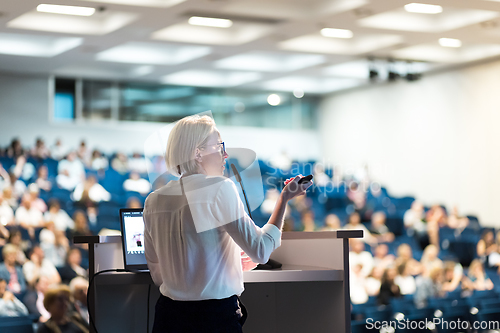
[123,172,151,195]
[59,248,88,284]
[0,244,27,295]
[56,151,85,191]
[23,245,61,287]
[37,285,89,333]
[369,211,395,243]
[378,266,401,305]
[23,276,51,322]
[44,199,74,232]
[0,278,28,317]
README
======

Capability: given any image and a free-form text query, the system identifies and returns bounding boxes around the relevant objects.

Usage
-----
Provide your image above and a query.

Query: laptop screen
[119,208,148,270]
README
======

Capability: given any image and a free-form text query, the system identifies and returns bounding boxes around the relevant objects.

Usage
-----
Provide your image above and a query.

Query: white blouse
[143,174,281,301]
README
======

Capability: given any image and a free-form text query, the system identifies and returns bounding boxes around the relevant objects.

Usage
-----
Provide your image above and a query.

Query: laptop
[119,208,149,271]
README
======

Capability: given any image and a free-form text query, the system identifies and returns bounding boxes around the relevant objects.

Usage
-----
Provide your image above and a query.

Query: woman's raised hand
[282,175,313,202]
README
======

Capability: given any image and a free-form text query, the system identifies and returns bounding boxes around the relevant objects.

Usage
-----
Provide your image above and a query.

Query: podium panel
[75,230,362,333]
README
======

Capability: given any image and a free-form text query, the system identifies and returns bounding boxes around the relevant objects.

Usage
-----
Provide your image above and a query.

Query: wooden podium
[75,230,362,333]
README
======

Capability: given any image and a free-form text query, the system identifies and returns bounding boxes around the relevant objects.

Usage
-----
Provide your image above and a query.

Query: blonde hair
[165,115,217,177]
[43,285,71,310]
[2,244,17,258]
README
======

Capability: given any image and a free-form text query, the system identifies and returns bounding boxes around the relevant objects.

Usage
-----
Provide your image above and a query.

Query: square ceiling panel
[279,33,403,55]
[151,21,272,45]
[392,43,500,64]
[161,70,262,87]
[214,51,325,72]
[219,0,368,19]
[358,7,499,33]
[261,76,365,94]
[7,10,137,35]
[96,42,211,65]
[0,33,82,57]
[79,0,185,7]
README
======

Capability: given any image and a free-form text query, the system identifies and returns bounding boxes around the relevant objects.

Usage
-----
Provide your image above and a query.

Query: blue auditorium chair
[0,315,34,333]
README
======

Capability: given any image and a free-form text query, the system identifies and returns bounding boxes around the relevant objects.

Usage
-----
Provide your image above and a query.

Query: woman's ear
[195,148,203,162]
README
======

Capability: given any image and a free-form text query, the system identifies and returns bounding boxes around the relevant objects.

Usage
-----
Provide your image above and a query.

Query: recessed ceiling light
[404,3,443,14]
[320,28,353,39]
[293,88,304,98]
[37,4,96,16]
[188,16,233,28]
[267,94,281,106]
[439,38,462,47]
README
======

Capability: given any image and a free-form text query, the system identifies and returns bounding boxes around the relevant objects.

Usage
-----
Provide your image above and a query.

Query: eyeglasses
[200,142,225,155]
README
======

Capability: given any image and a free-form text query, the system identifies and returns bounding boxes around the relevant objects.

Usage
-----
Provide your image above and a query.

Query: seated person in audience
[477,229,497,268]
[123,171,151,195]
[0,162,11,192]
[350,264,369,304]
[320,213,341,231]
[44,199,74,232]
[404,201,426,234]
[15,194,44,238]
[28,184,47,213]
[111,152,129,174]
[463,259,494,291]
[128,152,152,174]
[89,149,108,171]
[414,266,444,308]
[72,175,110,208]
[426,205,447,247]
[59,248,88,284]
[441,261,463,293]
[447,206,469,230]
[0,193,12,242]
[394,262,416,295]
[7,229,28,265]
[369,211,395,243]
[347,182,368,220]
[36,165,53,192]
[344,212,377,246]
[349,239,374,278]
[40,222,69,268]
[31,138,51,160]
[420,244,443,276]
[312,163,331,187]
[12,155,36,183]
[126,197,142,209]
[56,151,85,191]
[23,245,61,287]
[300,210,316,232]
[68,211,93,249]
[2,186,19,210]
[6,138,24,159]
[378,266,401,305]
[69,277,89,325]
[9,172,26,201]
[365,266,384,297]
[23,276,51,322]
[373,244,395,270]
[395,243,422,276]
[77,141,91,168]
[0,244,27,296]
[50,139,67,161]
[37,285,89,333]
[0,278,28,317]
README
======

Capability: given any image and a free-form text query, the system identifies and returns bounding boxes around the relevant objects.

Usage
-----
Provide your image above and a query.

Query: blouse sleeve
[214,179,281,264]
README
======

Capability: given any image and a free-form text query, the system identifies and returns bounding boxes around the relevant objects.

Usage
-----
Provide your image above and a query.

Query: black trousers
[152,294,247,333]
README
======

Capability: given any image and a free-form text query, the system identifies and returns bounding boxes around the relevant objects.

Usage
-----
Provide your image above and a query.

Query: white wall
[0,72,321,161]
[319,60,500,226]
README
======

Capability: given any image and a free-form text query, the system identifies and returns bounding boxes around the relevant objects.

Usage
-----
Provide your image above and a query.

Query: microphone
[230,164,253,220]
